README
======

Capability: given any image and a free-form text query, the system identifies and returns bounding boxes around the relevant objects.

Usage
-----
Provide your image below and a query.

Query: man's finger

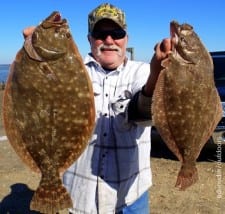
[23,26,36,39]
[160,38,171,53]
[162,38,172,53]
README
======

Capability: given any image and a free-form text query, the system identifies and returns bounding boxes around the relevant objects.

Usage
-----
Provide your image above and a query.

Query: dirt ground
[0,90,224,214]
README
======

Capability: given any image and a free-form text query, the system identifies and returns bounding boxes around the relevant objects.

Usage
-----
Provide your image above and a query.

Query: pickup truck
[210,51,225,144]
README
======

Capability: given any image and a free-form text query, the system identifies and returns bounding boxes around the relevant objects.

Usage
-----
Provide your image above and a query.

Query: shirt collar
[84,53,128,73]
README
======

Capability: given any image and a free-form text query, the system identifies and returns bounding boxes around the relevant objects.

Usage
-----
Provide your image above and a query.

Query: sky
[1,0,225,64]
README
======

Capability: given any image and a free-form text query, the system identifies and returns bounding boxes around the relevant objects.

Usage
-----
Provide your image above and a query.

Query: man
[23,3,171,214]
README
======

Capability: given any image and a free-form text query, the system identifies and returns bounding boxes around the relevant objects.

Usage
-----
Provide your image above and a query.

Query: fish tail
[30,177,72,213]
[175,163,198,191]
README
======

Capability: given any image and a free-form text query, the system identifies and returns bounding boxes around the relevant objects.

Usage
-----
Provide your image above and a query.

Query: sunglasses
[91,29,126,40]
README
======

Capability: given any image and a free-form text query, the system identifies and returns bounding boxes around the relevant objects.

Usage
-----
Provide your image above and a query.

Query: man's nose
[104,35,114,43]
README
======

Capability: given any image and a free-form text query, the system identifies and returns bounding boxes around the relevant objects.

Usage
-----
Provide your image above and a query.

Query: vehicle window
[214,57,225,81]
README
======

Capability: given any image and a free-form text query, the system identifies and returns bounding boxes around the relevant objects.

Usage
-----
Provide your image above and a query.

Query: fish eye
[180,37,187,46]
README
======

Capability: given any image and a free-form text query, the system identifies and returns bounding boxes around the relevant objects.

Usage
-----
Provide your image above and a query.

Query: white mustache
[96,44,122,57]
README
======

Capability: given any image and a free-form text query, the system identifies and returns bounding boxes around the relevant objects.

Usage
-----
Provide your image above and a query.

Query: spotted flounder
[3,12,95,213]
[152,20,222,190]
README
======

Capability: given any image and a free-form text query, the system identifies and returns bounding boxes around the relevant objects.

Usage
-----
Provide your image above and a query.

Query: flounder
[152,20,222,190]
[3,12,95,213]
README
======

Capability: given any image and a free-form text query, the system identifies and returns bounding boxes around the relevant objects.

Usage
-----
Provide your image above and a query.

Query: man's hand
[23,26,36,39]
[154,38,171,60]
[143,38,171,97]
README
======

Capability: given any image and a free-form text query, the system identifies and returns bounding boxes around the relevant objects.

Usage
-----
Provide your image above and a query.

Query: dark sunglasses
[91,29,126,40]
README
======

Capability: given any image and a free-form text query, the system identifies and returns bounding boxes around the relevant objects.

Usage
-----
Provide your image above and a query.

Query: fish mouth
[170,21,195,64]
[35,46,65,58]
[24,35,64,61]
[41,11,67,28]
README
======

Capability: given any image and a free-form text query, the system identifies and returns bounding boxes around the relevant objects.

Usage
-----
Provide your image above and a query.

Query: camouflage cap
[88,3,126,33]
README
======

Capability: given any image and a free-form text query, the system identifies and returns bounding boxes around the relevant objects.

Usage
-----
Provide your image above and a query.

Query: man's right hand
[23,26,36,39]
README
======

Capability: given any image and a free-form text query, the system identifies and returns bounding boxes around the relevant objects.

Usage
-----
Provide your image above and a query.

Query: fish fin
[3,63,40,173]
[30,177,72,213]
[175,163,198,191]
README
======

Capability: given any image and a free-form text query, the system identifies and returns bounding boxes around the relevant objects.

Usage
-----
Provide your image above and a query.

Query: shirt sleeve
[127,86,152,125]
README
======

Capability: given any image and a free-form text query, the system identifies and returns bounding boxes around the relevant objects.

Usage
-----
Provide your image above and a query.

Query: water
[0,64,10,83]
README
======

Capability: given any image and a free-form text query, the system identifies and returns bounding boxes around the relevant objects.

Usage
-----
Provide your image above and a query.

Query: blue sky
[1,0,225,64]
